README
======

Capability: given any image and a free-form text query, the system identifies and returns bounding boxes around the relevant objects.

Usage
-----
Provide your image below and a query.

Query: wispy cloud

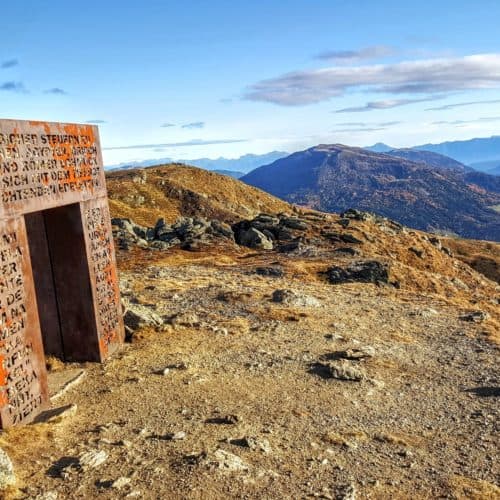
[44,87,67,95]
[0,81,26,93]
[332,127,387,133]
[245,54,500,106]
[86,119,107,124]
[160,123,175,128]
[336,121,401,131]
[431,116,500,125]
[335,97,441,113]
[336,122,365,126]
[103,138,246,151]
[316,45,394,63]
[181,121,205,129]
[1,59,19,69]
[378,121,402,126]
[336,120,401,127]
[426,98,500,111]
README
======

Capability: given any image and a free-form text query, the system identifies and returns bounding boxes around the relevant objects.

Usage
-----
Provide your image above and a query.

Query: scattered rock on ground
[325,261,390,285]
[337,346,375,360]
[111,476,132,489]
[209,449,249,472]
[123,302,164,333]
[316,360,366,381]
[0,447,15,490]
[230,436,272,454]
[255,266,284,277]
[272,289,321,307]
[460,311,490,323]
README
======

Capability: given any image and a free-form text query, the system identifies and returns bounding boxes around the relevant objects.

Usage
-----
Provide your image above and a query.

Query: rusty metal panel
[0,118,124,427]
[0,119,107,218]
[0,216,48,428]
[81,197,124,360]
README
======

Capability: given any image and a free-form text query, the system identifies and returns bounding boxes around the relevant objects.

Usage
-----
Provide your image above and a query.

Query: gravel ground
[3,255,498,500]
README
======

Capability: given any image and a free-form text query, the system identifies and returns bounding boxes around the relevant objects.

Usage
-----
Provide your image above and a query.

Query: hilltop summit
[241,144,500,241]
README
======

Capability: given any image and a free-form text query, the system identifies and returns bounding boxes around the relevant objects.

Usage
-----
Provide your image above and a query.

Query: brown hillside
[106,164,291,227]
[443,237,500,284]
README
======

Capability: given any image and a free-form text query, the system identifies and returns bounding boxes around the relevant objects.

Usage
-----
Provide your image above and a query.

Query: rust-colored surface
[81,198,124,360]
[0,120,106,218]
[0,119,124,426]
[0,216,48,428]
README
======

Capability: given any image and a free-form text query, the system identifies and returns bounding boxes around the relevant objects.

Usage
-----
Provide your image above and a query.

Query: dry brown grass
[448,475,500,500]
[106,164,291,226]
[443,237,500,284]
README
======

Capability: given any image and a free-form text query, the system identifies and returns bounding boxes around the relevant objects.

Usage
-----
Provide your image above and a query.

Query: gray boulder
[122,301,164,331]
[238,227,273,250]
[325,261,389,285]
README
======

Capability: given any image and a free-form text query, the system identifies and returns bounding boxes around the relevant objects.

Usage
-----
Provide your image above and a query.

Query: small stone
[409,247,425,258]
[126,491,142,498]
[165,431,186,441]
[169,312,200,327]
[272,289,321,307]
[255,266,284,278]
[123,303,164,330]
[206,414,241,425]
[112,477,131,489]
[460,311,489,323]
[337,483,356,500]
[211,449,249,472]
[0,447,15,490]
[34,492,58,500]
[78,450,108,470]
[327,360,365,381]
[338,346,375,359]
[231,436,271,453]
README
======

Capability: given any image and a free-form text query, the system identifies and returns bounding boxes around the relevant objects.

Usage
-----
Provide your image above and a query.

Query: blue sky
[1,0,500,165]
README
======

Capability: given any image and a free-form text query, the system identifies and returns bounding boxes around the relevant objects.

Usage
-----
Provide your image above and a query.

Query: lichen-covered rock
[326,360,365,381]
[325,261,390,285]
[237,227,273,250]
[0,447,15,490]
[122,301,164,331]
[272,289,321,307]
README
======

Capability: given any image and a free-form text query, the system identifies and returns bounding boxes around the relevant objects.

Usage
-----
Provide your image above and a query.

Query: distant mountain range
[367,136,500,173]
[383,149,472,172]
[107,151,288,175]
[242,144,500,241]
[212,169,245,179]
[414,136,500,166]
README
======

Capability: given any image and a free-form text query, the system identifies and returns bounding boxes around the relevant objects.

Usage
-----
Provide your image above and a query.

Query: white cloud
[245,54,500,106]
[426,98,500,111]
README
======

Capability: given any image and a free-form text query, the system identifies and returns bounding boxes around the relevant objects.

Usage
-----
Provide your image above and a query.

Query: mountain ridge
[107,151,288,173]
[241,144,500,241]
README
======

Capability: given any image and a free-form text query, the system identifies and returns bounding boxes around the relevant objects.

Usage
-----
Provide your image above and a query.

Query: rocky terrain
[241,144,500,241]
[0,166,499,499]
